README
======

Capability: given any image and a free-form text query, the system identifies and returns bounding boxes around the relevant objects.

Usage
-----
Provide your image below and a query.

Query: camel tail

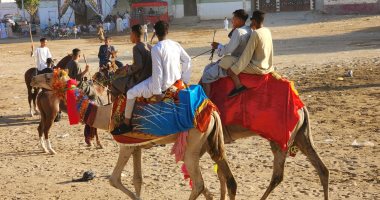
[207,111,225,161]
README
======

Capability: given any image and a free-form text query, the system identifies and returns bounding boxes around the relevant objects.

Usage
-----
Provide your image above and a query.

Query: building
[0,0,29,20]
[38,0,75,28]
[169,0,316,20]
[321,0,380,14]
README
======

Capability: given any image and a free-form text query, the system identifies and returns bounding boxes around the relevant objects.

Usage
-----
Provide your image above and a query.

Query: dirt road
[0,12,379,199]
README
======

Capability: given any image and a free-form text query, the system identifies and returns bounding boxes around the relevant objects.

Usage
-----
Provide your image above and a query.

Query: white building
[169,0,252,20]
[38,0,75,29]
[0,0,30,20]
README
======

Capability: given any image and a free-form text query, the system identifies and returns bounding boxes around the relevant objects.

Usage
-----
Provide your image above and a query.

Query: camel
[109,111,237,200]
[31,72,106,154]
[217,107,329,200]
[24,55,72,116]
[109,78,329,200]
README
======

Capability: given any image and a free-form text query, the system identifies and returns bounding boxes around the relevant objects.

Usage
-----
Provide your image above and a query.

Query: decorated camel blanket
[111,83,218,145]
[209,73,304,150]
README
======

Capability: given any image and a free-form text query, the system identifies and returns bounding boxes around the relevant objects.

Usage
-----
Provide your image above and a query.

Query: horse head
[31,73,54,89]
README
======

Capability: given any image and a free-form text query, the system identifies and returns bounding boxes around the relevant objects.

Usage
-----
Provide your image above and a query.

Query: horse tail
[207,111,225,162]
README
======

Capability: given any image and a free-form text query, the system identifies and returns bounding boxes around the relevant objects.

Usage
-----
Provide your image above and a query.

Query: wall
[0,1,30,20]
[38,1,74,29]
[172,0,251,20]
[198,0,251,20]
[323,0,380,14]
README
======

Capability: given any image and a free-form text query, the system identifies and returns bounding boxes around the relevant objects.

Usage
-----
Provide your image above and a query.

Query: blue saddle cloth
[131,85,207,136]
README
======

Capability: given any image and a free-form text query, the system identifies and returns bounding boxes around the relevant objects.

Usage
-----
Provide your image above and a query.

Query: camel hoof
[97,144,104,149]
[49,150,57,155]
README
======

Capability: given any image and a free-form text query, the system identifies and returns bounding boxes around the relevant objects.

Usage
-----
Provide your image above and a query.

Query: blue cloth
[131,85,207,136]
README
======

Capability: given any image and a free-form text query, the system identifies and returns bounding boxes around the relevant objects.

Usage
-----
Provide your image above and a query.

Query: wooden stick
[209,29,217,62]
[82,54,92,78]
[29,23,37,75]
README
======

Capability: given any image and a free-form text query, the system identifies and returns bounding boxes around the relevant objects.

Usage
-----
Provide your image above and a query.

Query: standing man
[31,38,53,74]
[112,20,191,134]
[97,36,116,68]
[143,23,148,42]
[66,48,101,145]
[224,17,229,30]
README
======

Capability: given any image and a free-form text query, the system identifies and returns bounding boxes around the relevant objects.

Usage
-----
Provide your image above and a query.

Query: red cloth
[209,73,304,150]
[66,79,80,125]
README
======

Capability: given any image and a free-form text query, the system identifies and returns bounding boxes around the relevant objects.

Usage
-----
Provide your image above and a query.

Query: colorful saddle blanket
[209,73,304,151]
[111,84,218,145]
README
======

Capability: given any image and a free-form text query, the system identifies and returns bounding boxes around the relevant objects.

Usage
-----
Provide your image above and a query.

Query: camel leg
[260,142,286,200]
[215,159,236,200]
[132,147,143,197]
[295,115,329,200]
[109,145,139,200]
[183,130,213,200]
[216,164,227,200]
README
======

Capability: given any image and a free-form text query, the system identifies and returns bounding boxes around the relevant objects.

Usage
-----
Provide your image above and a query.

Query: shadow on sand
[0,114,39,127]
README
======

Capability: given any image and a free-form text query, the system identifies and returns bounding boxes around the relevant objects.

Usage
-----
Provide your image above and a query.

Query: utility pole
[21,0,26,20]
[57,0,61,26]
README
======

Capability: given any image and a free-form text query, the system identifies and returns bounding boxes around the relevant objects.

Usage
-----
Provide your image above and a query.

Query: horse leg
[27,86,33,116]
[32,88,40,115]
[109,144,139,199]
[260,141,287,200]
[44,111,58,155]
[294,109,329,200]
[132,147,143,197]
[95,129,103,149]
[184,129,213,200]
[37,110,48,153]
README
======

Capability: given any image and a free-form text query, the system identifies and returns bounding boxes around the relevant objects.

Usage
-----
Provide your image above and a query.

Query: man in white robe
[111,20,191,134]
[116,16,123,32]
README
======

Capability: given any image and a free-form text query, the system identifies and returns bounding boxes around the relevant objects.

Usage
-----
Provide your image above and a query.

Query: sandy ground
[0,12,379,199]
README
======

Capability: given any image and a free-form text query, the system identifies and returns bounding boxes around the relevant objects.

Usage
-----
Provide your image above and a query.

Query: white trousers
[125,77,155,119]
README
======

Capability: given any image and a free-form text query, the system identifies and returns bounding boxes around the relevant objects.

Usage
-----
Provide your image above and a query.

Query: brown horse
[108,79,329,200]
[24,54,72,116]
[31,72,106,154]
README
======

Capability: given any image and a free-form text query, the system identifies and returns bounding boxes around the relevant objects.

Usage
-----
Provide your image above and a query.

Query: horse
[109,78,329,200]
[24,54,72,117]
[30,72,106,154]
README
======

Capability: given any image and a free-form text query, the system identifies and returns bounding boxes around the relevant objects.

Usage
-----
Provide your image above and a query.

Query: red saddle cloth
[209,73,304,150]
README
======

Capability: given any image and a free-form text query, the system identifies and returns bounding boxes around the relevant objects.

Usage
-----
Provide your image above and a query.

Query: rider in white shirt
[111,21,191,134]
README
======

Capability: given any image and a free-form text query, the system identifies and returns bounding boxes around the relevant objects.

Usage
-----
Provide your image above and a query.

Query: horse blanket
[209,73,304,150]
[111,84,218,145]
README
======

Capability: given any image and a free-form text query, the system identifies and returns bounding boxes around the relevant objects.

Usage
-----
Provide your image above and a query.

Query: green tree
[15,0,40,23]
